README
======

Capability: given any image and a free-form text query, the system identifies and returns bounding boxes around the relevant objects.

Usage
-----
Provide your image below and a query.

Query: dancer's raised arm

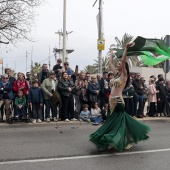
[121,43,133,76]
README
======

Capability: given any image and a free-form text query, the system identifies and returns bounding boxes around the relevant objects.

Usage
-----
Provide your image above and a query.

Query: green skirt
[90,103,150,152]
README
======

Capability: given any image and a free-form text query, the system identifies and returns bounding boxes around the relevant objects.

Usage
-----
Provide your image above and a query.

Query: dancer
[90,43,150,152]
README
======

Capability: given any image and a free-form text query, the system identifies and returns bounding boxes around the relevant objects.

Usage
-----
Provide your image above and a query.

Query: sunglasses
[64,64,69,66]
[3,77,8,79]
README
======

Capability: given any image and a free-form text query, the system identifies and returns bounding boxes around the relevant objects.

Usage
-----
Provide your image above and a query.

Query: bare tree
[0,0,42,44]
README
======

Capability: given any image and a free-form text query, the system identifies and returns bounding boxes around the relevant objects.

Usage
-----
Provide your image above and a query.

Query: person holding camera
[57,71,77,122]
[41,71,59,122]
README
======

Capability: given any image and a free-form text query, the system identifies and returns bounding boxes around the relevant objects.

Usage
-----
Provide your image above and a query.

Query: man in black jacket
[132,73,145,118]
[53,58,62,79]
[156,77,167,116]
[99,71,108,109]
[5,68,16,85]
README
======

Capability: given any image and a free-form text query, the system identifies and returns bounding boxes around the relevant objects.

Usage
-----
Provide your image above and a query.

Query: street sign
[97,39,105,50]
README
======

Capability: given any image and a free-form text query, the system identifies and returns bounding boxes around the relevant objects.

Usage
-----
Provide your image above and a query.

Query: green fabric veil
[112,36,170,66]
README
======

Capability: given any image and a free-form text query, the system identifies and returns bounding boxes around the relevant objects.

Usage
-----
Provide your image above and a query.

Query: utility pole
[26,51,28,73]
[63,0,67,66]
[49,45,51,70]
[98,0,103,74]
[93,0,104,74]
[31,46,33,71]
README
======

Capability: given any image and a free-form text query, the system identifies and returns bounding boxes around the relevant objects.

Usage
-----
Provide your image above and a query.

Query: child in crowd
[79,104,91,122]
[101,103,108,123]
[28,80,43,123]
[90,102,102,125]
[15,90,26,118]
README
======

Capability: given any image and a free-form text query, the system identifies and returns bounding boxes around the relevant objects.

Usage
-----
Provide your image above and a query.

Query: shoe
[137,115,143,118]
[53,117,58,122]
[87,119,91,123]
[15,115,19,118]
[161,113,164,117]
[65,119,69,122]
[124,144,133,150]
[47,118,50,122]
[79,119,83,122]
[93,122,99,125]
[37,119,42,123]
[71,118,77,121]
[32,119,36,123]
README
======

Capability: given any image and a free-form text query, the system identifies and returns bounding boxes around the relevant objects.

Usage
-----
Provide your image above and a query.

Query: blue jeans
[79,116,90,122]
[44,99,57,119]
[134,94,143,116]
[90,115,102,124]
[15,106,25,117]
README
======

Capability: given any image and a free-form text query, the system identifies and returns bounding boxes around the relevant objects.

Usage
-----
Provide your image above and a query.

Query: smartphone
[76,65,78,69]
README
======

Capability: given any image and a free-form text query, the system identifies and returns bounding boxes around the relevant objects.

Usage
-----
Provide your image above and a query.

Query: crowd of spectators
[0,59,170,125]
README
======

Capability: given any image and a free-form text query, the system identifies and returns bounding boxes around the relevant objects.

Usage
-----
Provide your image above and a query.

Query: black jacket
[132,79,144,95]
[57,78,75,96]
[156,83,167,98]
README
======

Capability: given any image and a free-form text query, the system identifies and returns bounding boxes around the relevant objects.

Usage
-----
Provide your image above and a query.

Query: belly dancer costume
[90,76,150,152]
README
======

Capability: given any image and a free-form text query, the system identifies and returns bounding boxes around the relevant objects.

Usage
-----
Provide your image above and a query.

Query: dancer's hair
[124,62,130,89]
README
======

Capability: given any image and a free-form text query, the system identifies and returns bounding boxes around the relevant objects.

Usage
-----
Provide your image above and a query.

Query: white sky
[1,0,170,74]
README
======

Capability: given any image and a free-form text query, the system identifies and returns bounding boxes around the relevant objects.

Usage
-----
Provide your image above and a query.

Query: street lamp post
[98,0,103,74]
[93,0,104,74]
[63,0,67,66]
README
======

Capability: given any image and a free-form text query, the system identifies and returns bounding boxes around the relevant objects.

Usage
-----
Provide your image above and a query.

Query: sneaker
[47,118,50,122]
[32,119,36,123]
[79,119,83,122]
[65,119,69,122]
[93,122,99,125]
[161,113,164,117]
[124,144,133,150]
[53,117,58,122]
[71,118,77,121]
[15,115,19,118]
[87,119,91,122]
[37,119,42,123]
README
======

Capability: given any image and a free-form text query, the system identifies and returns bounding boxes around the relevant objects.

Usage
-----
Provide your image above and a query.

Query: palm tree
[93,56,110,72]
[30,62,41,75]
[84,65,97,74]
[109,33,141,68]
[110,33,134,49]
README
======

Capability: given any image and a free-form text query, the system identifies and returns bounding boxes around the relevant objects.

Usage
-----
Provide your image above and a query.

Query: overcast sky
[1,0,170,74]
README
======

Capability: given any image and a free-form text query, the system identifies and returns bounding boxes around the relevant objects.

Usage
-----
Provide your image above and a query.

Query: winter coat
[148,85,157,103]
[28,87,43,104]
[0,81,14,100]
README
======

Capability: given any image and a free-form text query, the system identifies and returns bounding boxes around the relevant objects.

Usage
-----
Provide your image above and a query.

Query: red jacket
[13,80,29,95]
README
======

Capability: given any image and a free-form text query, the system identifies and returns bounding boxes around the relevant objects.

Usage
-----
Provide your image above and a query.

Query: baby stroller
[8,102,31,124]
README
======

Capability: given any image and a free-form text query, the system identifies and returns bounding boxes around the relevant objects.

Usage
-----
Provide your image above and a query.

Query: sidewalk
[0,117,170,128]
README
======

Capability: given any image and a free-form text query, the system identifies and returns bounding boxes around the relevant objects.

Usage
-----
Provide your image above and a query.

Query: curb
[0,118,170,128]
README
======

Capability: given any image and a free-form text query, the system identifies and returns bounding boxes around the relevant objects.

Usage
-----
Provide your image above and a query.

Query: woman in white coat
[148,78,159,117]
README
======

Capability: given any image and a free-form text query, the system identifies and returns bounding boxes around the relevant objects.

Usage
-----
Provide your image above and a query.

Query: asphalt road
[0,121,170,170]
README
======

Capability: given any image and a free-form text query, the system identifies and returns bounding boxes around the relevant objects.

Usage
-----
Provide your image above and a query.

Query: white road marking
[0,148,170,165]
